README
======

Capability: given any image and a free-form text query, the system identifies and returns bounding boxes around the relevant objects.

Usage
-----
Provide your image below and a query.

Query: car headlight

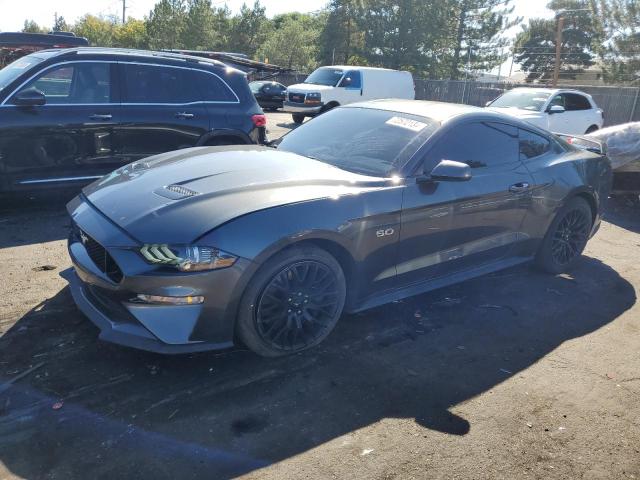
[139,244,237,272]
[306,92,321,100]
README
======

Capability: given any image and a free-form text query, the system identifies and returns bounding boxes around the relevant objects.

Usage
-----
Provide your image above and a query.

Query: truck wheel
[292,114,305,124]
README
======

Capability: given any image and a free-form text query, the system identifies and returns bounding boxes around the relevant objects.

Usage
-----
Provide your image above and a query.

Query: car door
[114,62,210,162]
[396,121,534,286]
[0,60,120,190]
[546,93,569,133]
[337,70,363,104]
[563,92,595,134]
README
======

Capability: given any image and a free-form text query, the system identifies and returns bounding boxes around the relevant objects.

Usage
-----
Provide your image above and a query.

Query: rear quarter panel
[520,148,612,242]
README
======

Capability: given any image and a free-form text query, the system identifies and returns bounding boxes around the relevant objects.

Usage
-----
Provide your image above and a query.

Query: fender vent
[154,184,199,200]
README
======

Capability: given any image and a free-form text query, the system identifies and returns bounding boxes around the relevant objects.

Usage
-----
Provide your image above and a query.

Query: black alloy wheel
[536,197,593,274]
[236,245,346,357]
[256,261,341,352]
[550,208,591,266]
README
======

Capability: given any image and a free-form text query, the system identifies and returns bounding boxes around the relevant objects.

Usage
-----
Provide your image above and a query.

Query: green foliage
[228,1,271,57]
[598,0,640,84]
[22,20,48,34]
[514,0,597,83]
[74,15,117,47]
[146,0,187,49]
[257,14,321,71]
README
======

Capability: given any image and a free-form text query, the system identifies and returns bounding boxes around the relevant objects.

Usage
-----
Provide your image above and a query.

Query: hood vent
[154,184,200,200]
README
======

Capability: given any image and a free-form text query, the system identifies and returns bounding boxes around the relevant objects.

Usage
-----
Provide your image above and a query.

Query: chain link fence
[271,73,640,127]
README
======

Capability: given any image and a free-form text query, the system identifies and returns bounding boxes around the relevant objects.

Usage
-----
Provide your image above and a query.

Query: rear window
[192,69,237,102]
[277,107,438,176]
[123,64,198,104]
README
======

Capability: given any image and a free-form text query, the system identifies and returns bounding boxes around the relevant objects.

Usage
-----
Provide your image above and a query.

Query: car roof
[318,65,404,72]
[508,87,592,97]
[346,99,485,123]
[31,47,231,69]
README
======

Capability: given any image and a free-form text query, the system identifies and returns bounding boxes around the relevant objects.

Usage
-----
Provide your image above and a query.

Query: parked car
[486,88,604,135]
[283,65,414,124]
[0,47,266,194]
[249,80,287,110]
[64,99,611,357]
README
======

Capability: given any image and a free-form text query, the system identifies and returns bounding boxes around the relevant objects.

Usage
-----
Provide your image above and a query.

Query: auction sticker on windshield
[385,116,428,132]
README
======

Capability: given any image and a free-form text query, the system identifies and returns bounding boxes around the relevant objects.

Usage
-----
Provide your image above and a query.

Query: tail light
[252,114,266,128]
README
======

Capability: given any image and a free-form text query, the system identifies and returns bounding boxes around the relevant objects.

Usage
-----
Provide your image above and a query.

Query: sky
[0,0,552,34]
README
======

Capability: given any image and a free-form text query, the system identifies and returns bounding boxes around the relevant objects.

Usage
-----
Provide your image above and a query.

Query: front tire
[292,113,305,124]
[535,197,593,274]
[585,125,599,134]
[236,245,346,357]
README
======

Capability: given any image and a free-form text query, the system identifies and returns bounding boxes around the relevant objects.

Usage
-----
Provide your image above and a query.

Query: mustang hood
[82,146,386,244]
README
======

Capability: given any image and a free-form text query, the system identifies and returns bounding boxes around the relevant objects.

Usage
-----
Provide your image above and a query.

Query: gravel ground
[0,112,638,479]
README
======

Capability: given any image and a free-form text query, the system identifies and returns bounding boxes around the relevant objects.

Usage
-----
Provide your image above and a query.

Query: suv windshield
[277,107,439,176]
[304,67,344,86]
[489,90,551,112]
[0,55,45,92]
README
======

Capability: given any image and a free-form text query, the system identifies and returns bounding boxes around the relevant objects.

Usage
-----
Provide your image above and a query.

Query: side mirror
[13,88,46,107]
[427,159,472,182]
[548,105,565,114]
[339,77,352,87]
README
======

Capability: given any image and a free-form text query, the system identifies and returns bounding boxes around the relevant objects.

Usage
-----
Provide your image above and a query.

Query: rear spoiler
[554,133,606,155]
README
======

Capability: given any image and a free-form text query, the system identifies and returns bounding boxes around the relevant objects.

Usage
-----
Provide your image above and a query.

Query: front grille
[77,227,123,283]
[288,92,305,104]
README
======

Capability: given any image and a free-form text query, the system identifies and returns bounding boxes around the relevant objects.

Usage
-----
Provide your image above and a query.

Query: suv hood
[82,146,386,244]
[486,106,547,128]
[287,83,336,94]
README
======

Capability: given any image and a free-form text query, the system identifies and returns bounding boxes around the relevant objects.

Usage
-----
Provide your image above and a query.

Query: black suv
[0,47,266,193]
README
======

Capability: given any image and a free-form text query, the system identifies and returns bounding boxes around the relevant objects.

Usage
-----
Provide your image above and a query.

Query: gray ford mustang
[64,100,612,356]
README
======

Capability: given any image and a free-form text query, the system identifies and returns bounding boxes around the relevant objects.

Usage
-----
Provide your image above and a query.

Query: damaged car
[64,100,612,356]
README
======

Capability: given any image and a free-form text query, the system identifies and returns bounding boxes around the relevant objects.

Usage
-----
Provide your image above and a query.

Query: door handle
[509,182,530,193]
[89,114,112,121]
[175,112,195,119]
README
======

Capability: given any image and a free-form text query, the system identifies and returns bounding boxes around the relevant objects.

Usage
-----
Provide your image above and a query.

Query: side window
[14,62,111,104]
[549,95,565,108]
[123,64,199,104]
[519,129,551,160]
[340,70,362,89]
[564,93,592,111]
[424,122,519,172]
[192,70,237,102]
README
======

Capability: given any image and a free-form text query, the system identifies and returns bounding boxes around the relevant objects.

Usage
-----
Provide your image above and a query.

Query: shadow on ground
[0,253,635,478]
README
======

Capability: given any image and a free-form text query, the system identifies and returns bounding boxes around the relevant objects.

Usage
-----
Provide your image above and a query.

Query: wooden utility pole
[122,0,126,24]
[553,15,564,87]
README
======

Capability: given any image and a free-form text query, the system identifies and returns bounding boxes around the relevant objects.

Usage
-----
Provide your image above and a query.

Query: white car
[486,88,604,135]
[283,66,414,124]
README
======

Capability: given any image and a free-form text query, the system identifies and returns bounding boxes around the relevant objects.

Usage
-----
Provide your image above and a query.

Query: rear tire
[535,197,593,274]
[236,245,346,357]
[585,125,599,134]
[292,113,305,124]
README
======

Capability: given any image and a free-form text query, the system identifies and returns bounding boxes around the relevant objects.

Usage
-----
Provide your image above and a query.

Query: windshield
[277,107,439,176]
[304,67,344,86]
[0,55,45,92]
[489,90,551,112]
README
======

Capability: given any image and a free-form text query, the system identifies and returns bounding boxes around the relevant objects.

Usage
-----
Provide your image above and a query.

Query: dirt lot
[0,112,639,479]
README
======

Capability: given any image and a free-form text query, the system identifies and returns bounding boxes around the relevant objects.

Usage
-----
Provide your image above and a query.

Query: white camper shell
[284,66,415,124]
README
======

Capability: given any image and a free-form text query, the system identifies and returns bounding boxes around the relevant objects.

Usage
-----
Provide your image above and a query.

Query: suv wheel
[236,245,346,357]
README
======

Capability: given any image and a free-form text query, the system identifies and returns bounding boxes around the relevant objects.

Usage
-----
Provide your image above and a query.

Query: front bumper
[64,198,250,354]
[282,101,323,114]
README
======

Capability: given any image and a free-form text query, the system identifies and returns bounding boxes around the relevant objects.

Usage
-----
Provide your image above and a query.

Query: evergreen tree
[146,0,187,49]
[228,1,270,57]
[514,0,597,83]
